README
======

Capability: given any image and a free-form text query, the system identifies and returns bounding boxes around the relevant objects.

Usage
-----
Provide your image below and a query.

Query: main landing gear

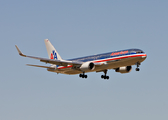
[101,70,109,80]
[136,62,140,71]
[79,73,87,78]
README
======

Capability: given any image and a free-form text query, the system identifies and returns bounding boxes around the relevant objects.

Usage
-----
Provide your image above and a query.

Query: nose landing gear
[136,68,140,71]
[135,62,140,71]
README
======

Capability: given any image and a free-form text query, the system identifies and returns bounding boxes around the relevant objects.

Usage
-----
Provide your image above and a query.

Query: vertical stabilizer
[44,39,63,60]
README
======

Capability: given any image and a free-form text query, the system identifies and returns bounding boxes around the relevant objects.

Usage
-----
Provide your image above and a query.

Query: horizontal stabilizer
[26,64,56,69]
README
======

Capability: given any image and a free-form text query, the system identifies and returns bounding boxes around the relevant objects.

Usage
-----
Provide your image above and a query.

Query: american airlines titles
[110,50,128,56]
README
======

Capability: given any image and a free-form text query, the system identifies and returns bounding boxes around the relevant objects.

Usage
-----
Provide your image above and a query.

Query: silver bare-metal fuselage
[49,49,147,75]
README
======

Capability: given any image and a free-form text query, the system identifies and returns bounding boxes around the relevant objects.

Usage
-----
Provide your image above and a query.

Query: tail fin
[44,39,63,60]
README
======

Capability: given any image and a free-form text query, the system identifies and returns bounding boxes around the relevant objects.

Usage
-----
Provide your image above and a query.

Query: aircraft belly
[107,56,145,69]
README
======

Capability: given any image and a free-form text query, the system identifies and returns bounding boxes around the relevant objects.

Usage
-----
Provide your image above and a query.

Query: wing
[15,45,107,68]
[15,45,82,66]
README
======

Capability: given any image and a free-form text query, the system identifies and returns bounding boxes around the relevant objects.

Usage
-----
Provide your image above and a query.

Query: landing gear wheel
[135,62,140,72]
[79,73,87,79]
[101,70,110,80]
[101,75,109,80]
[136,68,140,71]
[84,75,87,78]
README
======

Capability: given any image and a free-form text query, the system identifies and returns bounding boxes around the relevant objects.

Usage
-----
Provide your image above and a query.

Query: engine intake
[115,66,132,73]
[80,62,95,71]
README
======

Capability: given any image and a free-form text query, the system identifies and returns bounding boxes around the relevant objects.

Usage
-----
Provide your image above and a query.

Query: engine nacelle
[80,62,95,71]
[115,66,132,73]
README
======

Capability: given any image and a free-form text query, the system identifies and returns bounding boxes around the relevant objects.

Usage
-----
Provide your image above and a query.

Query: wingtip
[15,45,26,57]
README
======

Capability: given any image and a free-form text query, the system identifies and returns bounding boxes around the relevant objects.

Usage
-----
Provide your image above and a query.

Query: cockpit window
[136,51,144,54]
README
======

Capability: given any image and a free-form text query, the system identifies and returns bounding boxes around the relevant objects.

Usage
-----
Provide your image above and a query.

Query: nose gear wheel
[135,62,140,71]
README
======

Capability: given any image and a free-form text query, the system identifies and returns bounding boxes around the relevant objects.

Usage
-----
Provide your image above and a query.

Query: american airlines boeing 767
[15,39,147,79]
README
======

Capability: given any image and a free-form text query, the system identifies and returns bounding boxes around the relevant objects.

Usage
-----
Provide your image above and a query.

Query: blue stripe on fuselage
[67,49,144,62]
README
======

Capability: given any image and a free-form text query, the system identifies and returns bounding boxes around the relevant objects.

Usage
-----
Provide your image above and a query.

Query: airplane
[15,39,147,79]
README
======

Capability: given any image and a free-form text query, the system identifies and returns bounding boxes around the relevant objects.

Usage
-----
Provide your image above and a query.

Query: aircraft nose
[142,54,147,59]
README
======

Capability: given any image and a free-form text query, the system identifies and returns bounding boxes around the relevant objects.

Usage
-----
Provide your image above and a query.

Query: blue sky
[0,0,168,120]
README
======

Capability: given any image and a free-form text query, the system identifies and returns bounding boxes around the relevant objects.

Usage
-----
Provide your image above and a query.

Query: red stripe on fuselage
[94,54,146,63]
[57,54,147,69]
[58,65,73,69]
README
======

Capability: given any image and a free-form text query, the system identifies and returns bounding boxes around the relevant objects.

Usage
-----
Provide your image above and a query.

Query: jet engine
[115,66,132,73]
[80,62,95,71]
